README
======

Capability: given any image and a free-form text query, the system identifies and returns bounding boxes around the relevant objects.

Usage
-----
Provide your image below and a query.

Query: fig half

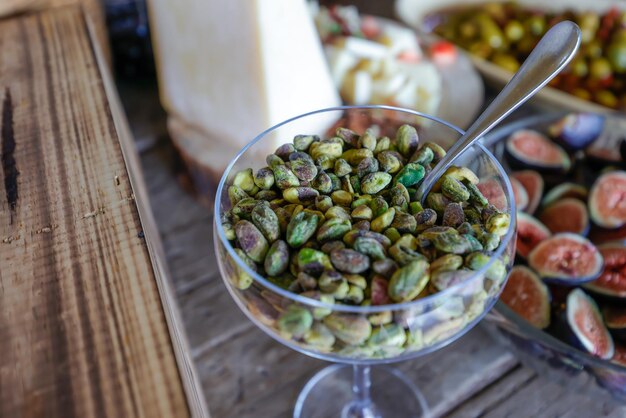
[548,113,605,151]
[528,233,603,285]
[509,176,528,212]
[539,198,590,236]
[515,211,551,260]
[505,129,571,172]
[500,266,551,329]
[603,306,626,342]
[584,243,626,301]
[588,171,626,229]
[541,182,588,208]
[511,170,543,214]
[566,288,614,360]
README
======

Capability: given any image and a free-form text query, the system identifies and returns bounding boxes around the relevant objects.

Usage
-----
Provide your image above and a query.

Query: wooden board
[0,7,207,417]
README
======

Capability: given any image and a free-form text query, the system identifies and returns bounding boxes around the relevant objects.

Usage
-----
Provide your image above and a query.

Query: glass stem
[352,365,372,407]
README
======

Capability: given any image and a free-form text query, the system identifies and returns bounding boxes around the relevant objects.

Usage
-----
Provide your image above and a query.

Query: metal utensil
[416,21,581,202]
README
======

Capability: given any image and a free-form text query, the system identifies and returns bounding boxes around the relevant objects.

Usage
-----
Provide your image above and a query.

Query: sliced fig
[541,182,588,208]
[515,212,551,259]
[584,243,626,300]
[589,224,626,245]
[566,288,614,360]
[612,343,626,367]
[505,129,571,172]
[500,266,551,329]
[509,176,528,212]
[511,170,544,214]
[528,233,603,285]
[588,171,626,229]
[548,113,605,151]
[477,178,508,212]
[603,306,626,341]
[538,198,590,236]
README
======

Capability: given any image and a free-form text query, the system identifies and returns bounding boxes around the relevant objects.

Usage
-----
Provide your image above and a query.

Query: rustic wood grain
[0,7,203,417]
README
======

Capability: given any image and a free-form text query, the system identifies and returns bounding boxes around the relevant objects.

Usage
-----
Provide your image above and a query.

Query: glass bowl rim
[214,104,517,313]
[483,111,626,373]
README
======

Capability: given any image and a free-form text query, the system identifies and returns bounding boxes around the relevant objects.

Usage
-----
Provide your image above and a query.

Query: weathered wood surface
[123,82,626,417]
[0,8,206,417]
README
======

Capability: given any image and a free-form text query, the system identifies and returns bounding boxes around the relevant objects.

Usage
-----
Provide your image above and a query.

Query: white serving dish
[395,0,623,114]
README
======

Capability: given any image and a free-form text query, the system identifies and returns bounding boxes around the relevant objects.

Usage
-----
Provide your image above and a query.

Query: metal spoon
[416,21,581,202]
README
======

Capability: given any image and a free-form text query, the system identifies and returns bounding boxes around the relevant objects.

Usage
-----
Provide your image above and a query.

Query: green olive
[525,15,546,37]
[492,53,520,72]
[595,90,618,108]
[576,12,600,44]
[570,58,588,78]
[477,14,506,50]
[516,35,537,55]
[589,57,613,80]
[504,20,525,42]
[468,41,493,59]
[584,40,603,59]
[459,21,479,39]
[571,88,592,101]
[607,42,626,73]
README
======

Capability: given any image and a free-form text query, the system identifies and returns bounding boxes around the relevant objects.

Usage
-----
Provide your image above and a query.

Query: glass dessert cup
[214,106,517,418]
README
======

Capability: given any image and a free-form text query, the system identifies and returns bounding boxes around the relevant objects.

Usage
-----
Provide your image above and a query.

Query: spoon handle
[417,21,581,201]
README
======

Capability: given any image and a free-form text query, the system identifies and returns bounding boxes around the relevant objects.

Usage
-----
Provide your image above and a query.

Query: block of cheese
[148,0,341,173]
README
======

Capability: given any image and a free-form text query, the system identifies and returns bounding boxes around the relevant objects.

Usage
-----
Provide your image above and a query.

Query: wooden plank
[0,7,204,417]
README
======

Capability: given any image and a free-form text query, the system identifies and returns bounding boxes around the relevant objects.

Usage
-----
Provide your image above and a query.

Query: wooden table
[121,77,626,417]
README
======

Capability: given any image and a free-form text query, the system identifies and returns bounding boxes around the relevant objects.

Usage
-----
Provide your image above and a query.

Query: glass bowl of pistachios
[214,105,517,418]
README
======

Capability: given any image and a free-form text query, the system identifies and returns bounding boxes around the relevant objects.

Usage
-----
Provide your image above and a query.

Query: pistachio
[389,183,410,211]
[465,252,506,281]
[309,140,343,161]
[486,213,511,237]
[394,163,425,188]
[304,323,336,349]
[252,201,280,242]
[422,142,446,163]
[430,254,464,272]
[464,207,482,224]
[391,212,417,234]
[330,248,371,274]
[278,305,313,338]
[351,195,372,209]
[442,202,465,228]
[409,146,434,165]
[415,208,437,231]
[297,248,332,276]
[372,258,398,279]
[327,172,342,191]
[481,204,499,223]
[331,190,353,206]
[323,313,372,345]
[388,259,430,302]
[433,166,479,191]
[334,158,352,177]
[353,237,386,261]
[233,168,256,192]
[252,167,275,190]
[430,269,475,292]
[344,285,365,304]
[342,148,374,165]
[275,143,295,160]
[293,134,318,151]
[315,195,333,213]
[232,248,255,289]
[389,243,427,266]
[481,232,500,251]
[223,222,236,241]
[256,190,278,201]
[319,271,347,293]
[441,176,470,202]
[228,185,250,206]
[316,217,352,243]
[292,272,318,292]
[311,172,333,194]
[396,124,419,157]
[353,220,371,231]
[320,240,345,253]
[368,324,407,347]
[369,196,389,218]
[371,207,395,232]
[359,128,377,151]
[287,211,319,247]
[264,240,290,276]
[377,151,403,174]
[432,230,472,254]
[456,222,474,236]
[345,274,367,289]
[235,220,269,263]
[465,181,488,207]
[409,201,424,215]
[266,153,284,169]
[325,205,351,221]
[357,157,380,178]
[232,198,258,220]
[352,204,373,221]
[465,234,484,252]
[425,192,450,217]
[283,187,319,205]
[343,229,392,248]
[349,175,361,194]
[273,164,300,189]
[333,127,357,147]
[374,136,391,154]
[383,227,401,243]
